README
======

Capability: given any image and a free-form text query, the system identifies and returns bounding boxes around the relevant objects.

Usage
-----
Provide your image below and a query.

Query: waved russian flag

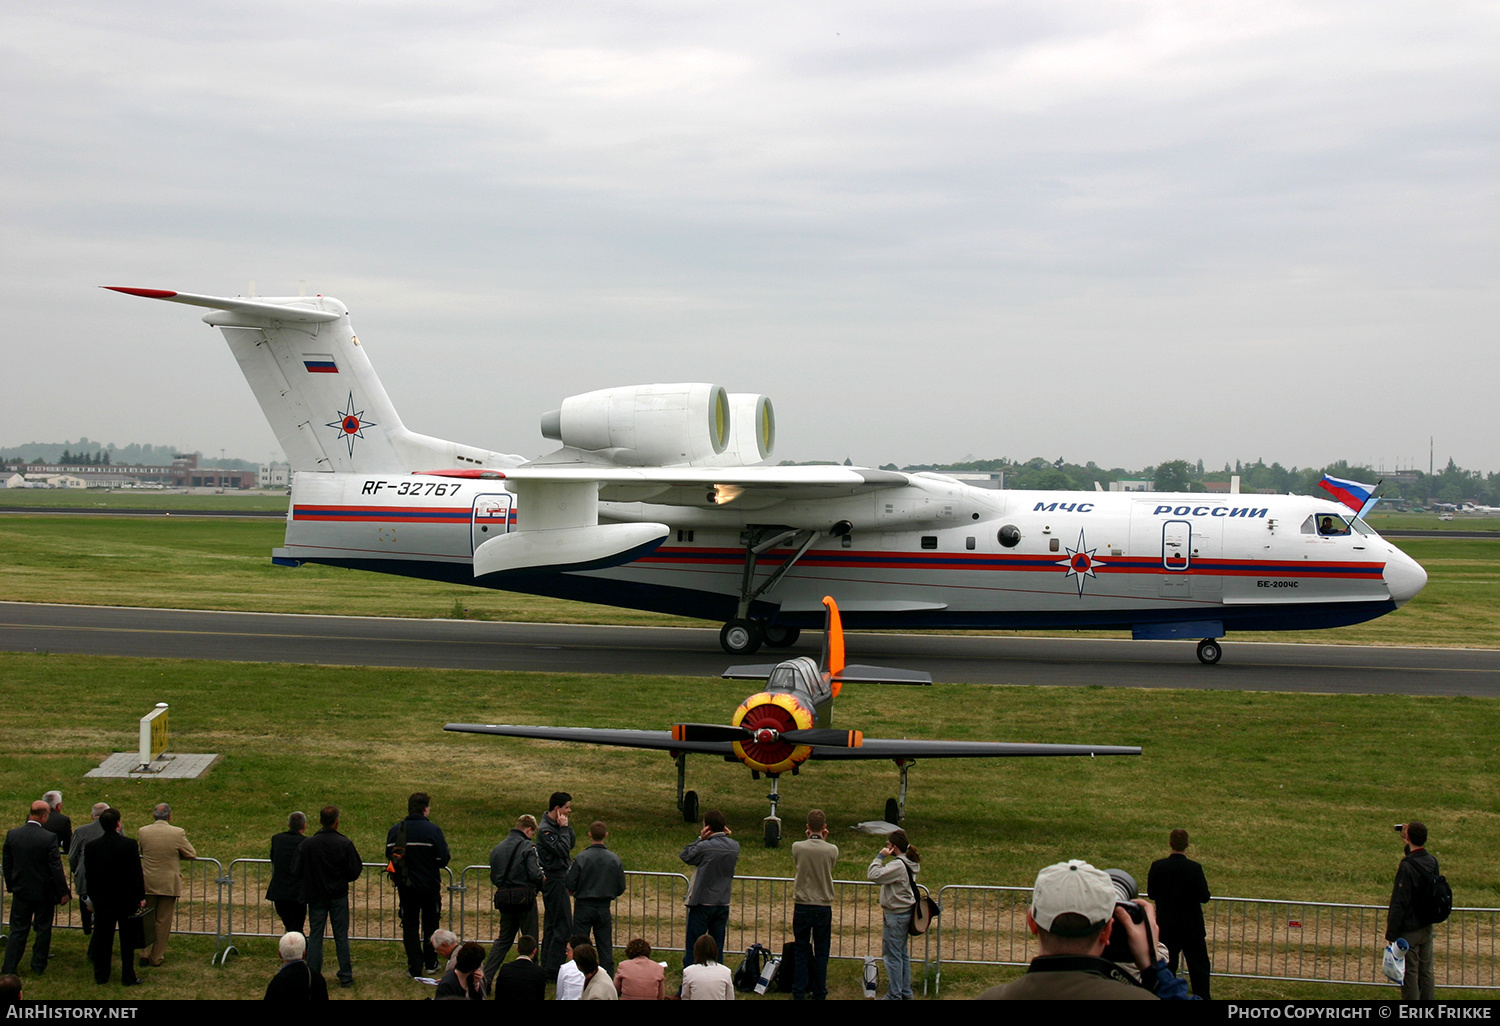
[1319,474,1378,513]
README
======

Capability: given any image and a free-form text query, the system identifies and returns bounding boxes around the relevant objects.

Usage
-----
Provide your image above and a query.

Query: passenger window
[920,536,938,550]
[965,537,976,550]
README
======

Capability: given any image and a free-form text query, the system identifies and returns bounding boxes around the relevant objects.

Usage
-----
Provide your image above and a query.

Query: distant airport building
[258,461,291,489]
[1109,479,1153,492]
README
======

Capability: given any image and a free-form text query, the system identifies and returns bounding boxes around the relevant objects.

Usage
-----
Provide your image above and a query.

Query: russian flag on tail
[1319,474,1381,517]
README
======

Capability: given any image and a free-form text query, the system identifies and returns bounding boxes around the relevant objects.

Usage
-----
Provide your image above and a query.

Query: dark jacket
[490,829,544,889]
[1387,848,1441,940]
[385,815,450,893]
[42,811,72,854]
[68,820,106,897]
[566,843,626,903]
[1147,852,1212,939]
[266,830,306,903]
[292,827,363,904]
[264,959,329,1001]
[83,830,145,915]
[2,821,68,903]
[536,815,575,878]
[492,956,547,1001]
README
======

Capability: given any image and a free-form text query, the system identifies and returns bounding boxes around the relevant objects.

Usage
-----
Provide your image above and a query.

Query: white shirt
[556,959,585,1000]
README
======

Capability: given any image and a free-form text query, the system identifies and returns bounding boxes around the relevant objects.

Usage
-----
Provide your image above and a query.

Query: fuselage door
[1162,520,1191,571]
[471,492,513,553]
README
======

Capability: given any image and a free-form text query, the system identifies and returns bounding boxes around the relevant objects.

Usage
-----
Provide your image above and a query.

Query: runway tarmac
[3,601,1497,696]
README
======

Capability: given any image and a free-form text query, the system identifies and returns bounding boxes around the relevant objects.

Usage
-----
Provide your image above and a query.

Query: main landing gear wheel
[1196,639,1223,665]
[884,798,901,825]
[763,625,801,648]
[720,618,763,655]
[681,790,699,823]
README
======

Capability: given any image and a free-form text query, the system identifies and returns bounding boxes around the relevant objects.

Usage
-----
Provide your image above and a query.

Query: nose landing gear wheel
[681,790,699,823]
[1196,639,1223,665]
[764,818,781,848]
[720,618,763,655]
[884,798,900,825]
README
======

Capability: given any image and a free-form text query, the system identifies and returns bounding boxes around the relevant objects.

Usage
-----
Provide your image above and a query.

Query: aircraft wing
[443,723,733,757]
[805,739,1142,761]
[491,464,910,505]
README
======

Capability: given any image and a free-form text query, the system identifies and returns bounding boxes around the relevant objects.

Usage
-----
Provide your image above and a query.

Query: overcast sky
[3,1,1495,474]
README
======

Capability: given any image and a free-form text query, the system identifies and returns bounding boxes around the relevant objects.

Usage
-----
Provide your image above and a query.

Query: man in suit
[266,811,308,936]
[136,803,196,967]
[2,801,71,977]
[1148,828,1213,999]
[491,934,546,1001]
[68,802,111,936]
[40,793,71,857]
[264,931,328,1001]
[84,809,145,986]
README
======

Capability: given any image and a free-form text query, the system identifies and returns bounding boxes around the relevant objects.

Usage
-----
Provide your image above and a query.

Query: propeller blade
[821,595,846,693]
[671,723,750,743]
[781,728,864,748]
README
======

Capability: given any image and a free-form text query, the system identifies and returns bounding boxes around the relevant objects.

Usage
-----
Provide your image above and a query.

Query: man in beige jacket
[137,803,196,967]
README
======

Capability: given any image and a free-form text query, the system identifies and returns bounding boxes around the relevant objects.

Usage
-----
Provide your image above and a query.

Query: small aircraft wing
[806,739,1142,761]
[443,723,734,756]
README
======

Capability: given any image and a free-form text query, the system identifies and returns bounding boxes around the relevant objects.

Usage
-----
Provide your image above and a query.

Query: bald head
[28,801,49,822]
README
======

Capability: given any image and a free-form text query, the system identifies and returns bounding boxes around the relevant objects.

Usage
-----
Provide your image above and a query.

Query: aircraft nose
[1384,547,1428,607]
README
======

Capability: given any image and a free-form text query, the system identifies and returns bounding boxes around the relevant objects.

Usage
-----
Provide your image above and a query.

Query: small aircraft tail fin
[105,287,522,475]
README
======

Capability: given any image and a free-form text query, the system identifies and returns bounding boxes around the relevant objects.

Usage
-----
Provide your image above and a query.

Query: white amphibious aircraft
[109,287,1428,664]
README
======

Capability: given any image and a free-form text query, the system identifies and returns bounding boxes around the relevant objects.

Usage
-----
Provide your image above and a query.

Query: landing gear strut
[718,524,846,654]
[763,774,782,848]
[1196,638,1223,665]
[674,753,700,822]
[882,759,912,824]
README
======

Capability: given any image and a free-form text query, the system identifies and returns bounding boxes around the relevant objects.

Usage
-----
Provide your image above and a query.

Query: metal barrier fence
[11,862,1491,993]
[932,885,1500,993]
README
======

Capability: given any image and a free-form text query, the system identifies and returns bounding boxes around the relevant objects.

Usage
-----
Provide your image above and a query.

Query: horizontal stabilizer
[103,287,341,323]
[831,664,933,686]
[720,664,784,681]
[473,523,668,576]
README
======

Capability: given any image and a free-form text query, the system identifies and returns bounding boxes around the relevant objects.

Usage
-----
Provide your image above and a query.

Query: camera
[1102,868,1154,964]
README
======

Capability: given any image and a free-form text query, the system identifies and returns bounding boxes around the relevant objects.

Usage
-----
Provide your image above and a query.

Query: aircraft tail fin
[819,595,846,686]
[106,287,523,474]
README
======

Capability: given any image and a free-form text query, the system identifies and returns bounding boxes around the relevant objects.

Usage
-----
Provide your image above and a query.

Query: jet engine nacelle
[540,384,775,467]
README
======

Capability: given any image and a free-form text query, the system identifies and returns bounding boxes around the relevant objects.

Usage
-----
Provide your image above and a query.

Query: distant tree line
[832,455,1500,507]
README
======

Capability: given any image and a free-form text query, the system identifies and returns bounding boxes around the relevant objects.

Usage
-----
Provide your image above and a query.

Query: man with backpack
[1386,820,1447,1001]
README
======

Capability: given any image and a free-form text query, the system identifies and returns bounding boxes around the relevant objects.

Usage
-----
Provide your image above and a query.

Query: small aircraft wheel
[720,619,763,655]
[681,790,699,823]
[763,625,801,648]
[1196,639,1223,665]
[884,798,901,824]
[764,820,781,848]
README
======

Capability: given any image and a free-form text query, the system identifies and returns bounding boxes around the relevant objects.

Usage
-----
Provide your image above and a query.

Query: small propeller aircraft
[445,596,1141,846]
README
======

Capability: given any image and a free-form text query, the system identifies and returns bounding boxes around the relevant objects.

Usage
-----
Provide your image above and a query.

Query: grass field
[2,514,1497,646]
[2,653,1497,1000]
[0,489,291,512]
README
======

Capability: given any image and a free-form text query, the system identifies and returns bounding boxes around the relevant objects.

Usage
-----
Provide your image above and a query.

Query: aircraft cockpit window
[1350,518,1375,536]
[767,666,800,693]
[1300,516,1317,535]
[1317,514,1351,537]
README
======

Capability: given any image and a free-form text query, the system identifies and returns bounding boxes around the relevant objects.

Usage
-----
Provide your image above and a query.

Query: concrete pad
[85,752,221,780]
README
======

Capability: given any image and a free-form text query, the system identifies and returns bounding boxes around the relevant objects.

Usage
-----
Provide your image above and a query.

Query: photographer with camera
[980,859,1191,1000]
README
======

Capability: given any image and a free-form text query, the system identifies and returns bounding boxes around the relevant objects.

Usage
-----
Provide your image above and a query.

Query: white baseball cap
[1030,859,1116,936]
